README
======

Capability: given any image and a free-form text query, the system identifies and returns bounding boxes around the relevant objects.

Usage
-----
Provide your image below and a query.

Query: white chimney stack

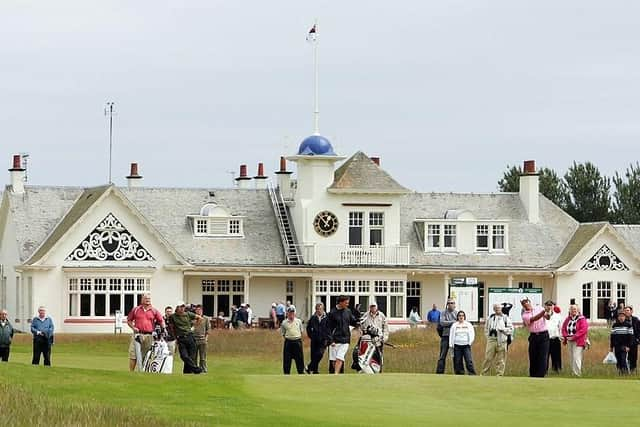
[126,163,143,189]
[275,156,293,199]
[254,162,268,189]
[9,154,25,194]
[519,160,539,223]
[235,164,251,189]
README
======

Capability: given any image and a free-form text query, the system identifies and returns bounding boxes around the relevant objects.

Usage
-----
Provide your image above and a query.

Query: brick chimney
[235,164,251,189]
[126,163,143,189]
[519,160,539,223]
[8,154,25,194]
[254,162,268,189]
[275,156,293,199]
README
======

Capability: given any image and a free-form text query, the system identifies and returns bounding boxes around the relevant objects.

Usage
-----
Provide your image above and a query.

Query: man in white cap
[360,300,389,343]
[280,305,305,374]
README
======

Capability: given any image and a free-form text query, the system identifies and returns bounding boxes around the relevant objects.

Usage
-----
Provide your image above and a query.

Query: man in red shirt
[127,293,165,371]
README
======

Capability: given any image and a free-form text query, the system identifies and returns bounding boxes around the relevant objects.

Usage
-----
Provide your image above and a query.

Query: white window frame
[492,225,505,251]
[190,216,245,238]
[314,278,405,319]
[443,224,457,251]
[426,224,440,250]
[68,276,151,318]
[476,224,489,251]
[368,212,384,246]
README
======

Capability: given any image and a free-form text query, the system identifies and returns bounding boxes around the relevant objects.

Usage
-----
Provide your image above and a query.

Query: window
[68,277,150,317]
[597,281,612,319]
[315,280,327,293]
[617,283,627,306]
[358,280,370,293]
[492,225,505,250]
[406,281,421,316]
[369,212,384,246]
[444,225,456,249]
[476,225,489,251]
[582,282,592,319]
[315,278,405,319]
[286,280,295,307]
[344,280,356,293]
[349,212,364,245]
[201,279,245,317]
[330,280,341,293]
[518,282,533,289]
[229,219,241,235]
[427,225,440,249]
[191,217,244,237]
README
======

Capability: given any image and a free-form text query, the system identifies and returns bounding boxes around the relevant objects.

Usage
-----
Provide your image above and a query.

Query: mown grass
[1,326,638,427]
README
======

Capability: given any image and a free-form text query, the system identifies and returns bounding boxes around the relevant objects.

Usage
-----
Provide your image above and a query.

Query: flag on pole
[306,24,317,42]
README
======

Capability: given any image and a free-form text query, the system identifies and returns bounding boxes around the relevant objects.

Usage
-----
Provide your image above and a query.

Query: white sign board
[450,286,479,322]
[487,288,543,323]
[114,310,124,333]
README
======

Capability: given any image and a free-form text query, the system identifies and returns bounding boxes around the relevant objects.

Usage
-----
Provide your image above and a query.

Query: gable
[66,213,155,262]
[581,245,629,271]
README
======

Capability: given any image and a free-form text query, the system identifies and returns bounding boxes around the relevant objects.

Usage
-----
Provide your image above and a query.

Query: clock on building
[313,211,339,237]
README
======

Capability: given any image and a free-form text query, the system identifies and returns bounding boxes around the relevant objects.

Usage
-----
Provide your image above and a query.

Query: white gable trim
[557,223,640,273]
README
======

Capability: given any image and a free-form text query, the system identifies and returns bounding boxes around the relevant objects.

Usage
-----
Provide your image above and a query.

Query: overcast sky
[1,1,639,192]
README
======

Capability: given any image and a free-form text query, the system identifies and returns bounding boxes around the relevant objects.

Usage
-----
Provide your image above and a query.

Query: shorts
[128,334,154,360]
[329,343,349,361]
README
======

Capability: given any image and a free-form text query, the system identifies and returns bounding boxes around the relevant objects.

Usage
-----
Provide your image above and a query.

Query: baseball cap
[176,300,186,307]
[286,305,296,313]
[520,297,530,305]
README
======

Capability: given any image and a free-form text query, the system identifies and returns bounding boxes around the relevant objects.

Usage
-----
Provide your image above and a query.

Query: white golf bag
[353,325,384,374]
[138,329,173,374]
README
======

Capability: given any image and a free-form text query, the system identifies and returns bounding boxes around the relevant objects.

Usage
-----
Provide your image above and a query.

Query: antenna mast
[307,20,320,135]
[104,102,116,184]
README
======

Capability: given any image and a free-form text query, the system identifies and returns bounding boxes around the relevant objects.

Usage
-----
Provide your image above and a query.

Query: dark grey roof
[7,185,285,266]
[613,225,640,256]
[6,185,85,262]
[400,192,578,269]
[120,187,285,265]
[551,222,608,268]
[328,151,411,194]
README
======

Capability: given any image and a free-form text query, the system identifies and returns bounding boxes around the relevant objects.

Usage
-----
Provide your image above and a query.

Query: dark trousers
[547,337,562,372]
[436,336,450,374]
[283,339,304,374]
[615,347,630,374]
[32,336,51,366]
[307,340,326,374]
[628,344,638,372]
[0,346,10,362]
[528,331,549,377]
[177,335,201,374]
[453,344,476,375]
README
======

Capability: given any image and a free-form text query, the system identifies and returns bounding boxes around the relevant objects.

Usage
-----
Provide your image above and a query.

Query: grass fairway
[1,331,639,426]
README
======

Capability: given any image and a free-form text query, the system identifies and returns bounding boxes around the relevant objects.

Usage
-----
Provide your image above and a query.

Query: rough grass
[1,327,638,426]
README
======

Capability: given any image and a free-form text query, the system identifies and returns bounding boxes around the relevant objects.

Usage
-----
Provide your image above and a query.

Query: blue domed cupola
[297,134,336,156]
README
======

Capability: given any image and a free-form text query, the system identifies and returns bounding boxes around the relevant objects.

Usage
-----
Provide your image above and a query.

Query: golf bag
[352,325,384,374]
[139,328,173,374]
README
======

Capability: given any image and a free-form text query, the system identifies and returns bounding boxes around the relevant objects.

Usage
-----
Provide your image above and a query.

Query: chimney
[126,162,143,189]
[519,160,539,223]
[370,156,380,166]
[254,162,268,189]
[235,164,251,189]
[8,154,25,194]
[275,156,293,199]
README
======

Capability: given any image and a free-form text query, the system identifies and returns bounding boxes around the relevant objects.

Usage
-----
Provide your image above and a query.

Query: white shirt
[547,311,562,339]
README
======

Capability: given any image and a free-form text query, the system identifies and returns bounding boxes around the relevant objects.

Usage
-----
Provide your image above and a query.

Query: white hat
[286,305,296,313]
[176,300,186,307]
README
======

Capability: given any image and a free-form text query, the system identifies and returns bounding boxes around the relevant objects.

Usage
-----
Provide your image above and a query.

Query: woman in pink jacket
[561,304,589,376]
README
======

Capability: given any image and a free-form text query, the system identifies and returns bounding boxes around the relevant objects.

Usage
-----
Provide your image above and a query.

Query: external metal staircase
[268,185,302,265]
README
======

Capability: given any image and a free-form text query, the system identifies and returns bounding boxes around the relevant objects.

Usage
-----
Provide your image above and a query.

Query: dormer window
[475,223,507,252]
[189,203,245,238]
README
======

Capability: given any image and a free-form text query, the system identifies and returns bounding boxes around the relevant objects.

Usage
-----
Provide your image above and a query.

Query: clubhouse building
[1,137,640,332]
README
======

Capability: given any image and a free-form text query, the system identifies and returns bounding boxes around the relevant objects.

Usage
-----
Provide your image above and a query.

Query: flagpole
[313,19,319,135]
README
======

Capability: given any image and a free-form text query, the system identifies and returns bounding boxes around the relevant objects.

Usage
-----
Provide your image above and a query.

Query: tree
[497,165,567,208]
[611,162,640,224]
[563,161,611,222]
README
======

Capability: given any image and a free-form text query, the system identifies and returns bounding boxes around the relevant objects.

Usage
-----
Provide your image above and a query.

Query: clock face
[313,211,339,237]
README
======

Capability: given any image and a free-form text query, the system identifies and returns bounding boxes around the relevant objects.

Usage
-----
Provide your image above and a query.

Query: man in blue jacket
[0,309,14,362]
[31,306,54,366]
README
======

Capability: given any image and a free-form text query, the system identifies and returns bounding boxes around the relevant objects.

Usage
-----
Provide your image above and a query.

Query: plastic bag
[603,351,617,364]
